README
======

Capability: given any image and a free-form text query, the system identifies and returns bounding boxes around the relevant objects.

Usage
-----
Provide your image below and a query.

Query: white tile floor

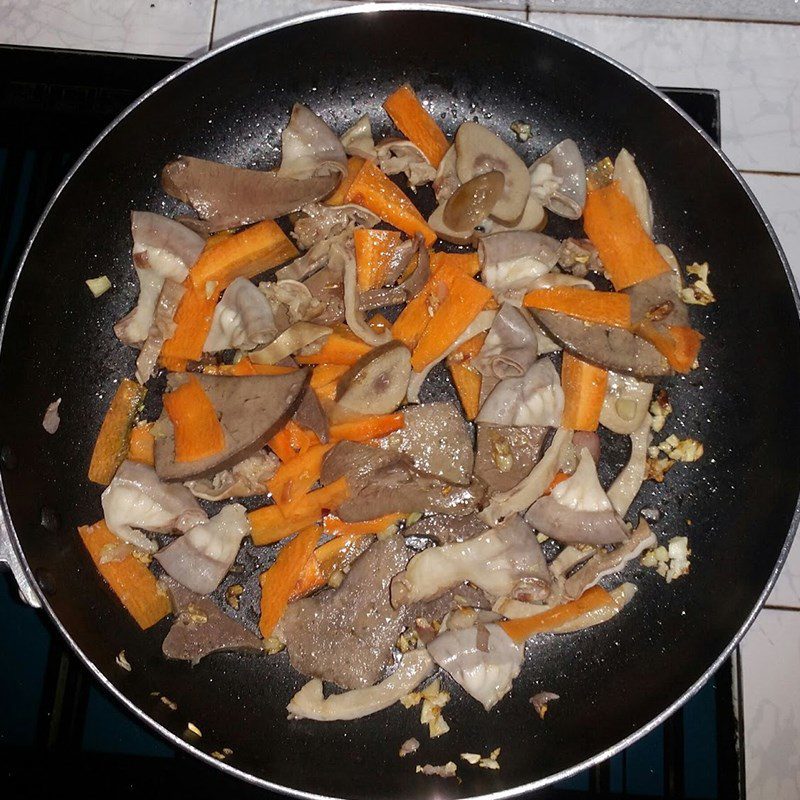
[2,1,800,796]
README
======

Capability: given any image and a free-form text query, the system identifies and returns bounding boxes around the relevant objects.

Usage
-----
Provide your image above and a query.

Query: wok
[1,5,798,798]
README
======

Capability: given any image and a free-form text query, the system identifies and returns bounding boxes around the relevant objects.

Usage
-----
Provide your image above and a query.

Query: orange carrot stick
[295,327,372,366]
[411,269,493,371]
[325,156,365,206]
[259,524,321,638]
[128,422,155,466]
[267,443,333,509]
[561,352,608,431]
[583,181,670,290]
[344,159,437,246]
[322,512,404,537]
[159,280,218,371]
[545,471,571,495]
[310,363,350,391]
[162,375,225,463]
[499,586,615,643]
[392,262,463,349]
[267,420,321,463]
[88,378,146,485]
[329,412,404,442]
[354,228,403,291]
[203,360,297,376]
[383,84,449,168]
[248,478,349,546]
[78,520,170,629]
[523,287,631,329]
[446,331,486,421]
[636,322,704,373]
[189,219,298,291]
[429,251,480,278]
[289,533,373,601]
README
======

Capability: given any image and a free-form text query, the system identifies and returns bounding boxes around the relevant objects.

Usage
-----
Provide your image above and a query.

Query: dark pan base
[1,7,798,799]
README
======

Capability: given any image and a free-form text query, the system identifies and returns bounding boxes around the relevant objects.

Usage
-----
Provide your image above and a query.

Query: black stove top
[0,45,737,799]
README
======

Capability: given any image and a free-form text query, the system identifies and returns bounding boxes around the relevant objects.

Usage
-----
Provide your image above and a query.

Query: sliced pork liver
[154,370,308,481]
[474,424,548,495]
[378,402,474,485]
[321,441,484,522]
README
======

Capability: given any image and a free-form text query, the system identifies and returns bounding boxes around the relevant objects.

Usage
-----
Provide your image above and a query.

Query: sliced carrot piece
[411,269,493,372]
[392,261,463,349]
[289,533,374,601]
[248,478,349,546]
[310,363,350,391]
[322,512,403,537]
[429,251,480,278]
[88,378,146,485]
[545,471,571,495]
[78,520,170,629]
[296,326,372,366]
[344,159,436,246]
[329,412,404,442]
[499,586,615,643]
[259,524,321,638]
[267,443,333,509]
[128,422,155,467]
[189,219,299,292]
[267,420,321,463]
[561,352,608,432]
[162,375,225,463]
[159,279,218,371]
[325,156,365,206]
[383,84,449,168]
[636,322,704,373]
[523,287,631,329]
[354,228,403,291]
[446,331,486,421]
[583,181,670,290]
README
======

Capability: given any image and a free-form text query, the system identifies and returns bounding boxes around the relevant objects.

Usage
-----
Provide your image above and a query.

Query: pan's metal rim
[1,3,798,799]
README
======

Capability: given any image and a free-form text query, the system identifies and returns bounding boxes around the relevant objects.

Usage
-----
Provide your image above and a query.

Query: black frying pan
[1,6,799,798]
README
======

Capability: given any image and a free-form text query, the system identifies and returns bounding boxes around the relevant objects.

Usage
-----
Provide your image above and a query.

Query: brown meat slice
[377,402,474,485]
[321,441,484,522]
[531,309,671,378]
[293,383,329,443]
[154,370,308,481]
[161,578,263,665]
[474,424,548,495]
[404,513,489,544]
[162,156,338,234]
[278,534,488,689]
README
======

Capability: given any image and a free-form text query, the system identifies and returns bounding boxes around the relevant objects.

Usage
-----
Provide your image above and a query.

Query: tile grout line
[525,8,800,28]
[740,168,800,179]
[763,603,800,612]
[208,0,219,52]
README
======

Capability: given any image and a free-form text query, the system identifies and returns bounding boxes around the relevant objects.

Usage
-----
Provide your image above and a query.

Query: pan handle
[0,511,42,608]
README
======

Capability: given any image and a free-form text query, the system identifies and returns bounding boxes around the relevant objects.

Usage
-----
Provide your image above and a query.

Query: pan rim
[1,3,798,798]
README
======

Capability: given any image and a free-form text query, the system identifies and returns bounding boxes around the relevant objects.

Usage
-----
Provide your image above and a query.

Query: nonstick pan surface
[1,6,798,799]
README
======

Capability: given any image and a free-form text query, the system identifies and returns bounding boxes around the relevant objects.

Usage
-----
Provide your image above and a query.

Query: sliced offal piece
[154,370,308,481]
[287,650,435,721]
[428,623,523,710]
[455,122,530,223]
[160,577,263,665]
[184,450,280,501]
[529,139,587,220]
[321,441,484,522]
[378,402,474,485]
[403,513,489,545]
[391,514,551,607]
[161,157,339,234]
[525,449,630,545]
[101,460,208,553]
[531,308,671,378]
[474,424,548,496]
[335,341,412,417]
[155,504,250,595]
[625,270,689,330]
